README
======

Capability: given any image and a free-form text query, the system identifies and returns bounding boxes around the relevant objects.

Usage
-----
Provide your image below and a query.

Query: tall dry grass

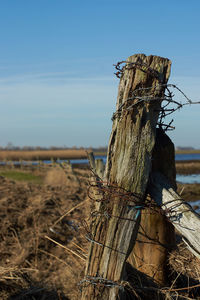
[0,149,89,161]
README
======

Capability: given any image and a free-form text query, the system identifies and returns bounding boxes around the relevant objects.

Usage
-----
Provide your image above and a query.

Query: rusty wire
[78,175,147,254]
[79,274,200,298]
[86,171,174,219]
[88,178,143,204]
[79,275,125,290]
[83,171,197,252]
[112,83,200,131]
[79,275,141,298]
[114,60,161,80]
[112,60,200,132]
[79,60,200,296]
[80,173,172,254]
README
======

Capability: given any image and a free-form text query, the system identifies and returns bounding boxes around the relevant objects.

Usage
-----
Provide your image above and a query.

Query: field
[0,163,90,300]
[0,161,200,299]
[176,149,200,154]
[176,160,200,174]
[0,149,89,161]
[0,149,200,162]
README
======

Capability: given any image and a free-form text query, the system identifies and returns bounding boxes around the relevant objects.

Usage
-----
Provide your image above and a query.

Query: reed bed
[176,160,200,174]
[0,149,88,161]
[176,149,200,154]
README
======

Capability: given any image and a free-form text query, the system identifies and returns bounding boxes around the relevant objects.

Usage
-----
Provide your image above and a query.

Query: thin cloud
[0,71,115,86]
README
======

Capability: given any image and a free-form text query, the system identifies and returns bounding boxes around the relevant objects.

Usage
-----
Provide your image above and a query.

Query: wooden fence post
[81,54,171,300]
[149,172,200,260]
[127,128,176,285]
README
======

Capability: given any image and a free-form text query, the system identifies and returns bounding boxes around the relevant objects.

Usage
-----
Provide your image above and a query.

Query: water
[188,200,200,213]
[69,153,200,165]
[175,153,200,161]
[70,156,200,184]
[1,153,200,183]
[69,155,107,165]
[176,174,200,184]
[0,153,199,166]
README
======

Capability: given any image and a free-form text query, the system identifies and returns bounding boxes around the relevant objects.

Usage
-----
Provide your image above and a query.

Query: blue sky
[0,0,200,148]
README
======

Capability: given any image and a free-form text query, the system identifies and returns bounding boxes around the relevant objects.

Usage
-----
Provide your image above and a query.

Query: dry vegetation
[176,160,200,174]
[0,162,200,299]
[176,149,200,154]
[0,164,90,299]
[0,149,89,161]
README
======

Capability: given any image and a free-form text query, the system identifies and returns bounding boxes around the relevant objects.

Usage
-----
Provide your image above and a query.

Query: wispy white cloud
[0,70,116,86]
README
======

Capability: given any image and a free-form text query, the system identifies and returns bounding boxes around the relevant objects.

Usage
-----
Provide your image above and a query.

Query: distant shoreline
[0,149,199,161]
[175,149,200,154]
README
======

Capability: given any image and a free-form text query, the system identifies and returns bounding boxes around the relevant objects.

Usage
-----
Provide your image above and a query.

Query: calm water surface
[176,174,200,184]
[1,153,200,183]
[175,153,200,161]
[188,200,200,213]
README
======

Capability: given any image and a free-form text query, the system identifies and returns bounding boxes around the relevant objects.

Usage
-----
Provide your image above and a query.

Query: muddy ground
[0,162,200,299]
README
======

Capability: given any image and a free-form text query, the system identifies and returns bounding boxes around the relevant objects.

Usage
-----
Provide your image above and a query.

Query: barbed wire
[83,170,198,253]
[79,275,143,298]
[112,60,200,132]
[112,83,200,130]
[79,60,200,297]
[79,274,199,298]
[81,175,167,253]
[88,178,143,204]
[79,275,125,290]
[114,60,161,80]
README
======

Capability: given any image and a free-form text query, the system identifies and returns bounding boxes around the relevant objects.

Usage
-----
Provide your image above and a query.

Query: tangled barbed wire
[81,169,195,255]
[112,61,200,131]
[79,59,200,298]
[114,60,161,79]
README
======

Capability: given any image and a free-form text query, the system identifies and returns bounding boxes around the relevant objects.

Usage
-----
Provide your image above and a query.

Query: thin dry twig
[44,235,86,262]
[51,198,90,227]
[38,249,69,266]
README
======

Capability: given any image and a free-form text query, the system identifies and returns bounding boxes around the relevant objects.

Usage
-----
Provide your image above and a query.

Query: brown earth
[0,163,200,299]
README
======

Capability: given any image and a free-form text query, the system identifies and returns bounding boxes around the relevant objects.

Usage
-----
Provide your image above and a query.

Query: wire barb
[112,80,200,132]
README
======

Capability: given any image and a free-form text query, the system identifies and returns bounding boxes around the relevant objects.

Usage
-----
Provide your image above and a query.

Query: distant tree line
[175,146,195,151]
[0,142,107,152]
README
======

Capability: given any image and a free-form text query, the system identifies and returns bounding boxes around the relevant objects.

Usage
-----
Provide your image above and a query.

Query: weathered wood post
[149,172,200,260]
[81,54,171,300]
[128,128,176,285]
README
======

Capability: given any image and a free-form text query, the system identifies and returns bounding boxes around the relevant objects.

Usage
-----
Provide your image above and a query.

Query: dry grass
[176,161,200,174]
[176,150,200,154]
[0,165,90,300]
[177,182,200,202]
[169,243,200,280]
[0,149,89,161]
[0,163,200,299]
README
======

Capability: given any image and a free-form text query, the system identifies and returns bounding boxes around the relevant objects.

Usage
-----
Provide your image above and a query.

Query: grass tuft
[0,170,43,184]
